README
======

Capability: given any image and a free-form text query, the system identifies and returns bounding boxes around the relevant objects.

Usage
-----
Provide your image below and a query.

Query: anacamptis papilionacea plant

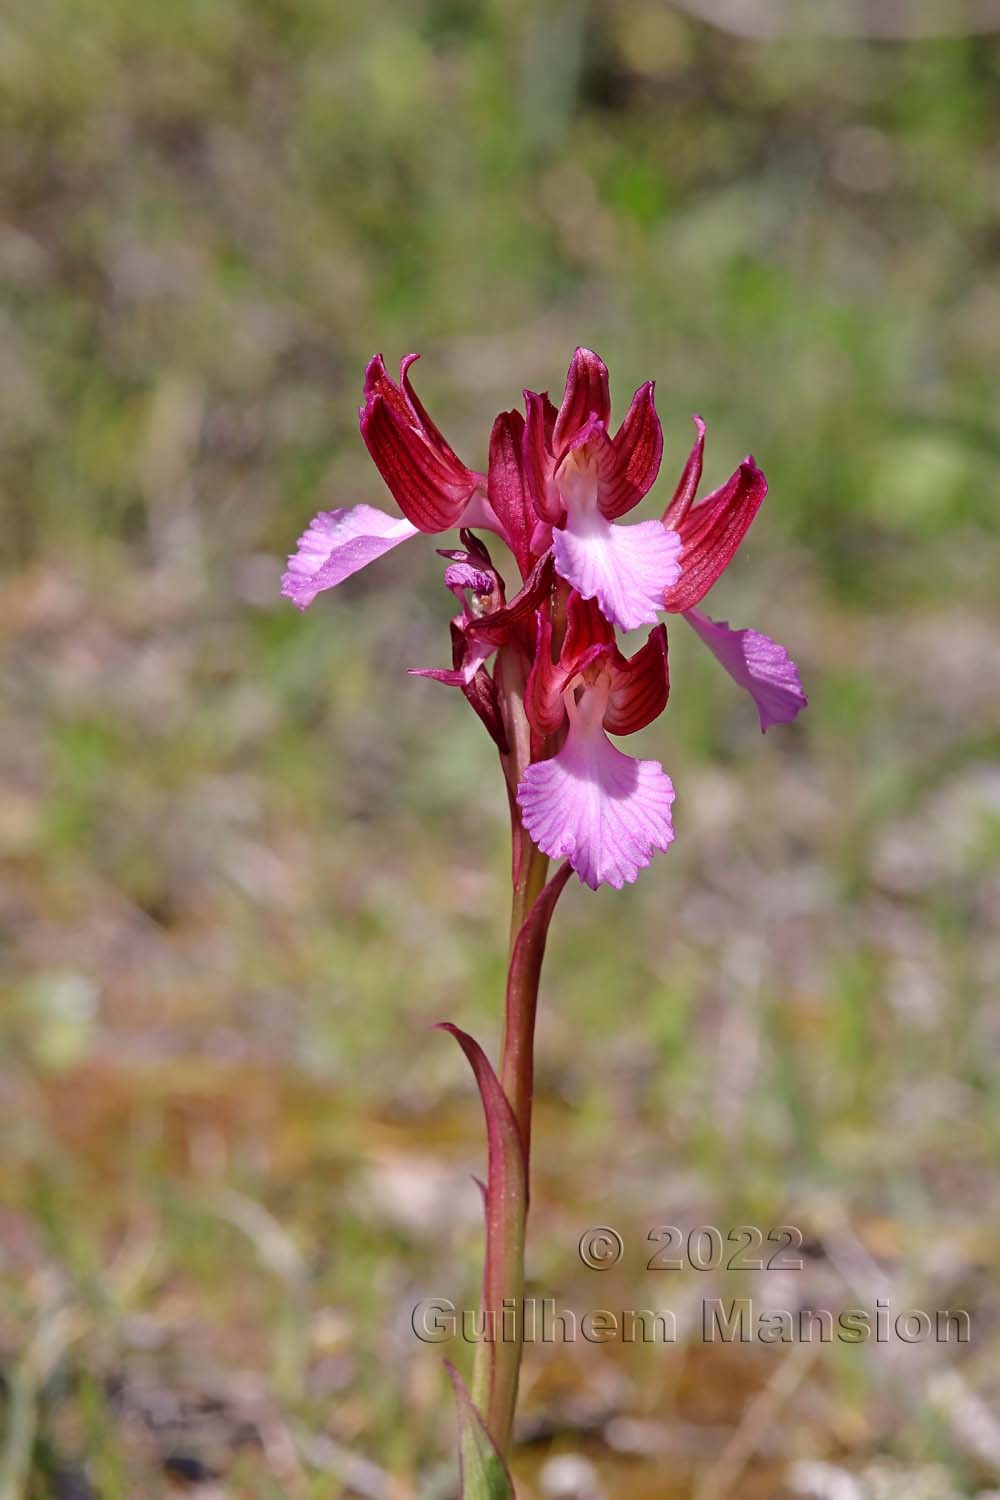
[283,348,806,1492]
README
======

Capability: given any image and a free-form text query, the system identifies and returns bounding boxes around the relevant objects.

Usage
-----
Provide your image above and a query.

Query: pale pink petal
[552,512,682,632]
[684,608,807,732]
[517,723,675,891]
[281,505,419,610]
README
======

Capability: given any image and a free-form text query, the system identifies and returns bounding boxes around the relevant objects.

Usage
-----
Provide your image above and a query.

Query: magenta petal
[553,347,611,457]
[408,665,465,685]
[487,409,536,577]
[684,608,807,731]
[552,512,681,632]
[662,458,767,613]
[281,505,418,609]
[604,624,670,736]
[599,380,664,520]
[522,389,561,524]
[458,631,496,684]
[661,414,707,529]
[361,394,479,533]
[517,724,675,890]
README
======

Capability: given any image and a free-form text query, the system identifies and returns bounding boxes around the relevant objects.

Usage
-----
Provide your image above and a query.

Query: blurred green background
[2,1,999,1497]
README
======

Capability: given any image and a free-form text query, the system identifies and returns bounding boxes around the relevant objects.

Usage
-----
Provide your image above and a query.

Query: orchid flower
[282,354,490,609]
[517,595,675,890]
[282,349,807,1491]
[522,348,682,631]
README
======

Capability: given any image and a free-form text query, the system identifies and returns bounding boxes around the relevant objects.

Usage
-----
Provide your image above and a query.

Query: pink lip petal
[684,608,807,731]
[552,511,682,632]
[281,505,419,609]
[518,721,675,890]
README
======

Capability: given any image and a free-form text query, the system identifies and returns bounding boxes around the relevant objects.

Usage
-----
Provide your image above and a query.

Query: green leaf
[446,1363,516,1500]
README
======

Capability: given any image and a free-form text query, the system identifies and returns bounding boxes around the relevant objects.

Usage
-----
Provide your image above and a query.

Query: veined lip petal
[517,715,675,890]
[684,608,807,731]
[281,505,419,609]
[552,509,682,632]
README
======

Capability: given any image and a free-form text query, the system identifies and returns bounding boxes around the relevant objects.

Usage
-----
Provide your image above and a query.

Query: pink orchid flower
[522,348,682,631]
[282,360,545,609]
[660,417,807,732]
[517,594,675,890]
[282,354,494,609]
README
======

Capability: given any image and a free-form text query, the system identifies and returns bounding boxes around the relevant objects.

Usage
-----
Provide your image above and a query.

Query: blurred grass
[2,1,1000,1497]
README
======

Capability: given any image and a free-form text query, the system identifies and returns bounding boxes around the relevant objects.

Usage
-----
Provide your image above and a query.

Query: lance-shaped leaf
[436,1023,527,1455]
[446,1362,516,1499]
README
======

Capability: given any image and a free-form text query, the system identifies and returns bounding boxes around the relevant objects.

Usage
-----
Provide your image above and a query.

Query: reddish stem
[468,634,571,1456]
[500,849,571,1168]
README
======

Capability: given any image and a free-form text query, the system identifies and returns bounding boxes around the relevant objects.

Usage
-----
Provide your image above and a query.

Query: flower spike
[280,341,808,1483]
